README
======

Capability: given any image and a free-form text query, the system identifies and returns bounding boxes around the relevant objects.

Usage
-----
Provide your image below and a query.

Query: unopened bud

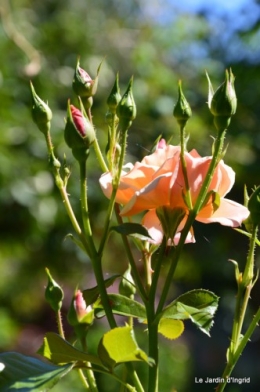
[207,69,237,132]
[72,59,99,98]
[30,82,52,134]
[45,268,64,312]
[173,81,192,128]
[117,76,136,131]
[247,185,260,226]
[107,73,121,114]
[119,265,136,297]
[67,289,94,327]
[64,101,95,162]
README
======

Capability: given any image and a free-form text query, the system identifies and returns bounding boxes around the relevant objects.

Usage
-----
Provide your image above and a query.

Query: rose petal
[196,198,249,227]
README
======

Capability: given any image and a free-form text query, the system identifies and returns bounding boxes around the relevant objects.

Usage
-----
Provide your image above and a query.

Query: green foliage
[159,289,219,336]
[94,293,146,319]
[0,352,73,391]
[38,332,102,367]
[98,326,153,369]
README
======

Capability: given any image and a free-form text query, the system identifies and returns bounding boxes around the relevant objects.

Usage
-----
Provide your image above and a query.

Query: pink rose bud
[72,59,101,105]
[67,289,94,327]
[64,102,95,162]
[74,290,89,319]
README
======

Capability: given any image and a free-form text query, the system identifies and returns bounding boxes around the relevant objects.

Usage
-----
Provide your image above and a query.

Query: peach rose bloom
[99,140,249,244]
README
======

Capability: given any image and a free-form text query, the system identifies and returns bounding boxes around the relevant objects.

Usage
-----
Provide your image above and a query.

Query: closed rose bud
[30,82,52,134]
[45,268,64,312]
[117,76,136,131]
[247,185,260,226]
[107,73,121,114]
[64,102,95,162]
[207,69,237,132]
[173,81,192,128]
[72,59,96,98]
[67,289,94,327]
[119,265,136,298]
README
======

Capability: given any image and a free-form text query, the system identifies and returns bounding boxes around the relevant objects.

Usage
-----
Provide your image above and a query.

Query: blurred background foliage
[1,0,260,390]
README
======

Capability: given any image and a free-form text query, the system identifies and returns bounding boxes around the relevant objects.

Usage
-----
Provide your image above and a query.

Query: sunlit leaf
[159,289,219,335]
[93,294,146,319]
[38,332,103,367]
[0,352,73,391]
[98,326,154,369]
[158,319,184,340]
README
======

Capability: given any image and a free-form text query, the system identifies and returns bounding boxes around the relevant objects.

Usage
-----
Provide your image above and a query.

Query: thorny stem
[216,224,258,392]
[56,310,65,339]
[157,130,226,315]
[180,124,193,209]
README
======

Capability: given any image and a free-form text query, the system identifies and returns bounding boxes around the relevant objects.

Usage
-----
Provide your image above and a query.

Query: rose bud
[45,268,64,312]
[207,69,237,132]
[30,81,52,134]
[72,59,98,98]
[64,101,95,162]
[173,80,192,128]
[247,185,260,227]
[116,76,136,131]
[119,265,136,298]
[67,289,94,327]
[107,73,122,114]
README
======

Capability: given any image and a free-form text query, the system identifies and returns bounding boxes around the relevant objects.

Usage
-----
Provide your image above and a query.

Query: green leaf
[110,223,152,240]
[158,319,184,340]
[0,352,73,391]
[98,326,154,369]
[159,289,219,336]
[38,332,103,367]
[94,294,146,319]
[65,233,86,252]
[83,275,120,306]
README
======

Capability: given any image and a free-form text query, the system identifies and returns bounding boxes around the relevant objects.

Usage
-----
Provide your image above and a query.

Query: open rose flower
[99,140,249,245]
